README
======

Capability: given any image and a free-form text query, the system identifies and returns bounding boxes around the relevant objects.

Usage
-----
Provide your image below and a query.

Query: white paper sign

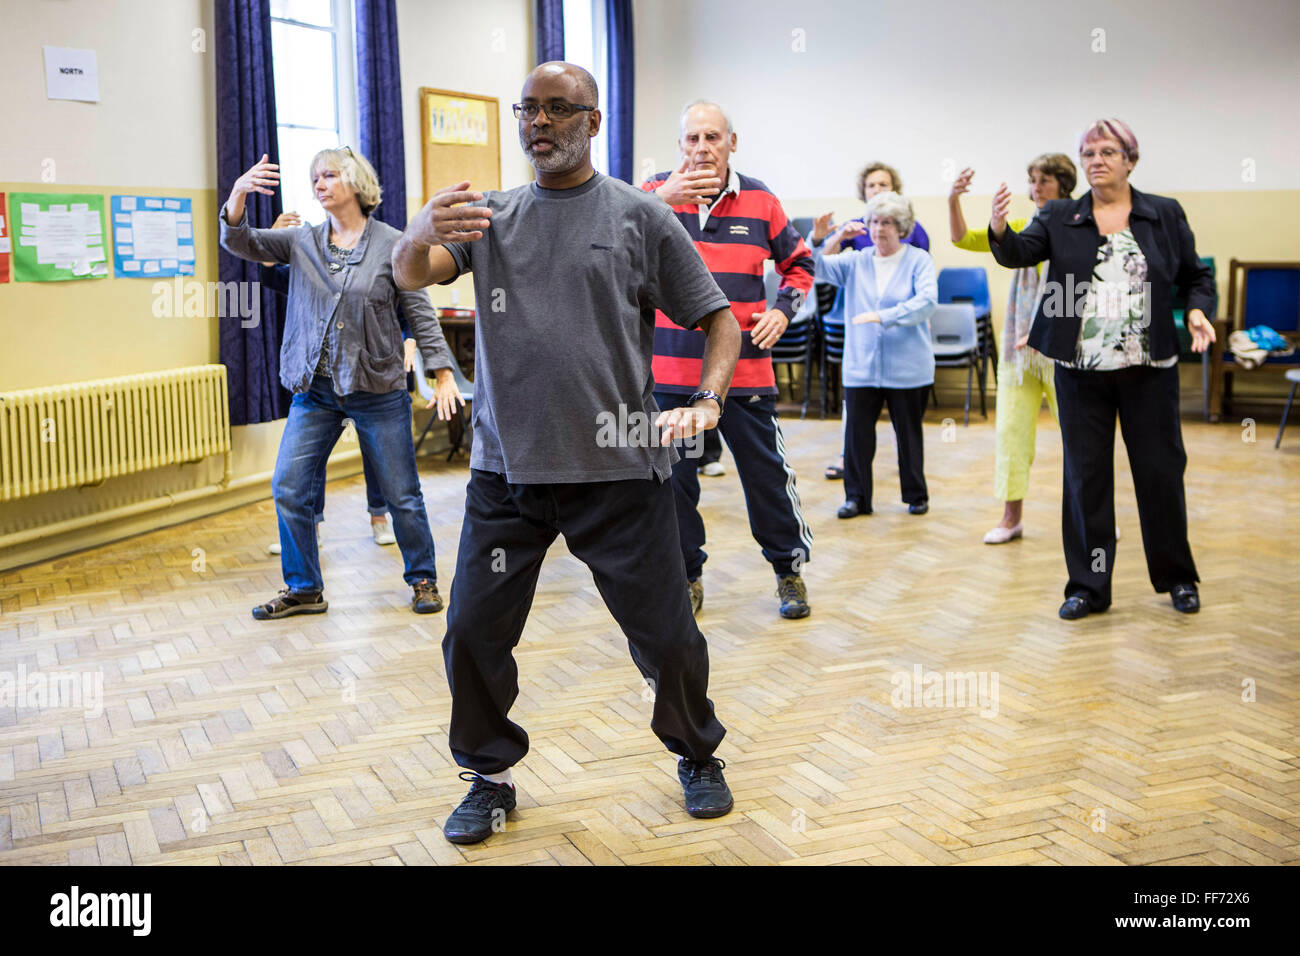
[122,260,141,272]
[43,46,100,102]
[130,210,179,260]
[35,211,91,265]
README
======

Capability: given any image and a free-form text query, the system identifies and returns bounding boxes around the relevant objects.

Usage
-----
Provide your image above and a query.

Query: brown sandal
[252,588,328,620]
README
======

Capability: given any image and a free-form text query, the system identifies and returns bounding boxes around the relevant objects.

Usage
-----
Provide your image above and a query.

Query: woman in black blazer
[988,119,1216,620]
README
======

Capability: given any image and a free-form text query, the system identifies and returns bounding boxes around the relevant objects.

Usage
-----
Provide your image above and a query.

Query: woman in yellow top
[948,154,1076,544]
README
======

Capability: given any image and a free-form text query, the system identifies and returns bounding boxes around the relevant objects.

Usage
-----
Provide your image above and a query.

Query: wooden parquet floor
[1,408,1297,866]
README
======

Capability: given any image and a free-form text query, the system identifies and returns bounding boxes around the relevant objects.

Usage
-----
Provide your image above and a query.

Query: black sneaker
[677,756,733,819]
[775,574,811,619]
[443,771,517,844]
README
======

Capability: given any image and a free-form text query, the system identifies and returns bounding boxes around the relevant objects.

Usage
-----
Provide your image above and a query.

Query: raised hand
[271,212,302,230]
[990,182,1013,238]
[235,154,280,198]
[224,154,281,225]
[949,167,974,199]
[811,212,836,243]
[408,181,493,247]
[830,221,867,249]
[657,157,723,207]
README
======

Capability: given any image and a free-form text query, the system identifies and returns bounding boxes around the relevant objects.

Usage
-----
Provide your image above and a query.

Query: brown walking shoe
[252,588,327,620]
[412,579,444,614]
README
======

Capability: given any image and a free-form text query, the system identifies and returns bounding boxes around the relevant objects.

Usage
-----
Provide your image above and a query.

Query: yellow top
[953,217,1029,252]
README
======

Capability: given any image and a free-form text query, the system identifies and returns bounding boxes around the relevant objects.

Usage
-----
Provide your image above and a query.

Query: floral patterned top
[1066,228,1177,370]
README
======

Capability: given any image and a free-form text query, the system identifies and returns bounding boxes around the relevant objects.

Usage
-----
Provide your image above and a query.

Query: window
[562,0,608,176]
[270,0,357,223]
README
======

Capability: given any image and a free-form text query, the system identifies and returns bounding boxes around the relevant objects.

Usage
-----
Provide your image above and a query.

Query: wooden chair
[1208,260,1300,422]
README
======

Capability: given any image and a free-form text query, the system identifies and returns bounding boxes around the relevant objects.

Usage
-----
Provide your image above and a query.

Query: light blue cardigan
[813,242,938,389]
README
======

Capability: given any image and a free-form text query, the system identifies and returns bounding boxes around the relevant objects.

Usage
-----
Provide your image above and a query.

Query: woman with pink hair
[988,119,1216,620]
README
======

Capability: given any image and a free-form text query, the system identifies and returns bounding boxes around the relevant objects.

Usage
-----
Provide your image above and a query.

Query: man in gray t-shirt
[393,62,742,846]
[439,167,729,483]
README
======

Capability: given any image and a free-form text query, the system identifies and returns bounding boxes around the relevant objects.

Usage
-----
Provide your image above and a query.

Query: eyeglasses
[1080,147,1123,162]
[512,100,596,121]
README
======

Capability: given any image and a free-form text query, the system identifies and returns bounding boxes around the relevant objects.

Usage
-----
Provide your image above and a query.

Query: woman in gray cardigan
[220,148,461,620]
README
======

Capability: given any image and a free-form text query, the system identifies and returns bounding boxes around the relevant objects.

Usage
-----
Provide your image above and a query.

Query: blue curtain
[535,0,564,63]
[215,0,289,425]
[605,0,635,183]
[356,0,407,231]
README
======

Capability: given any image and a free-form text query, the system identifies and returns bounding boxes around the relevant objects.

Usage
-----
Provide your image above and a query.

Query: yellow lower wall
[0,183,449,570]
[2,185,1296,570]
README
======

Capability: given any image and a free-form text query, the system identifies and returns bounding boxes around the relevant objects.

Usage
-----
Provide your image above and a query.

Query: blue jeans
[303,445,389,523]
[273,374,437,592]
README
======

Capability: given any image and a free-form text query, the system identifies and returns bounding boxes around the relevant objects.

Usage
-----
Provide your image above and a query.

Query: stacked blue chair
[937,267,996,397]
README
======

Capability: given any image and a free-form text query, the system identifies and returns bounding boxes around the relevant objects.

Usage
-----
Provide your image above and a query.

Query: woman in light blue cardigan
[812,192,937,518]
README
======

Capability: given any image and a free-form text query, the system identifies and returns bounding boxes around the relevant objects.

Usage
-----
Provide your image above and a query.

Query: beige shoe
[983,523,1023,544]
[371,516,397,546]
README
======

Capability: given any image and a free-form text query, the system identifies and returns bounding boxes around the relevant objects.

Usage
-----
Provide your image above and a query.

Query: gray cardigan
[219,209,454,396]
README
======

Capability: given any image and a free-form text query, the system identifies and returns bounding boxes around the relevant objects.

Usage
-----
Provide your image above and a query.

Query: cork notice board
[419,88,502,204]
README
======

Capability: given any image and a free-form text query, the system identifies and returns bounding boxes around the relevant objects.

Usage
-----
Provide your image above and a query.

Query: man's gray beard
[522,126,587,173]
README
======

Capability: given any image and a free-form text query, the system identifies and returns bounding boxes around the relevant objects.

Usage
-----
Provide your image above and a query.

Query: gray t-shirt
[443,172,730,483]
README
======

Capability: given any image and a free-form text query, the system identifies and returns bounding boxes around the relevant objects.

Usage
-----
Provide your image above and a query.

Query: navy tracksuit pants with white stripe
[656,391,812,581]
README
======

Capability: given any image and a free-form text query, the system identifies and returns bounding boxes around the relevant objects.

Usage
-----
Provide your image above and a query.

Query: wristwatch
[687,389,722,416]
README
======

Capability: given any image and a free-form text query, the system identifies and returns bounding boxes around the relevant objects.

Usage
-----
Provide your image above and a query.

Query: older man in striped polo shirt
[642,100,815,620]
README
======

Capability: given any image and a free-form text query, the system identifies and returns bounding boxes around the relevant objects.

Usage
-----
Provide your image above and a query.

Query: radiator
[0,365,231,501]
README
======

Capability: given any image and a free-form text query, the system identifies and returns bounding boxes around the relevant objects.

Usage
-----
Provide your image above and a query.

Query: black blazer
[988,187,1216,363]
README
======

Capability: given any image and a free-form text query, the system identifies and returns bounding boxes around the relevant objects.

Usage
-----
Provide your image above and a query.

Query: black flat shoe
[837,501,870,519]
[1059,596,1092,620]
[908,501,929,515]
[1170,583,1200,614]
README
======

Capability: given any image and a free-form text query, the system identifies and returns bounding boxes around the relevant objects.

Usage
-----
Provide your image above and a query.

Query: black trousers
[442,469,727,774]
[656,392,813,579]
[1054,364,1199,608]
[842,385,930,510]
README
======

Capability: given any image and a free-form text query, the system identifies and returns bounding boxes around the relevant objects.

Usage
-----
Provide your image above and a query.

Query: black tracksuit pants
[656,392,813,580]
[442,469,727,774]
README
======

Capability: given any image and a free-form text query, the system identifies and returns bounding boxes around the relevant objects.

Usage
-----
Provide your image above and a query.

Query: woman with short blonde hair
[311,147,383,215]
[220,147,463,620]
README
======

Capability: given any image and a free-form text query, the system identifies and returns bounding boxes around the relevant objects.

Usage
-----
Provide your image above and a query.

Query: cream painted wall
[393,0,536,309]
[633,0,1300,199]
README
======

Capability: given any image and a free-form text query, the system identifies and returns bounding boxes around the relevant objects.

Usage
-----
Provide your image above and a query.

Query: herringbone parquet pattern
[1,407,1297,865]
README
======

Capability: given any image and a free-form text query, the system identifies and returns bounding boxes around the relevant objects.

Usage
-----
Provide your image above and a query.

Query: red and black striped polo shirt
[641,171,814,396]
